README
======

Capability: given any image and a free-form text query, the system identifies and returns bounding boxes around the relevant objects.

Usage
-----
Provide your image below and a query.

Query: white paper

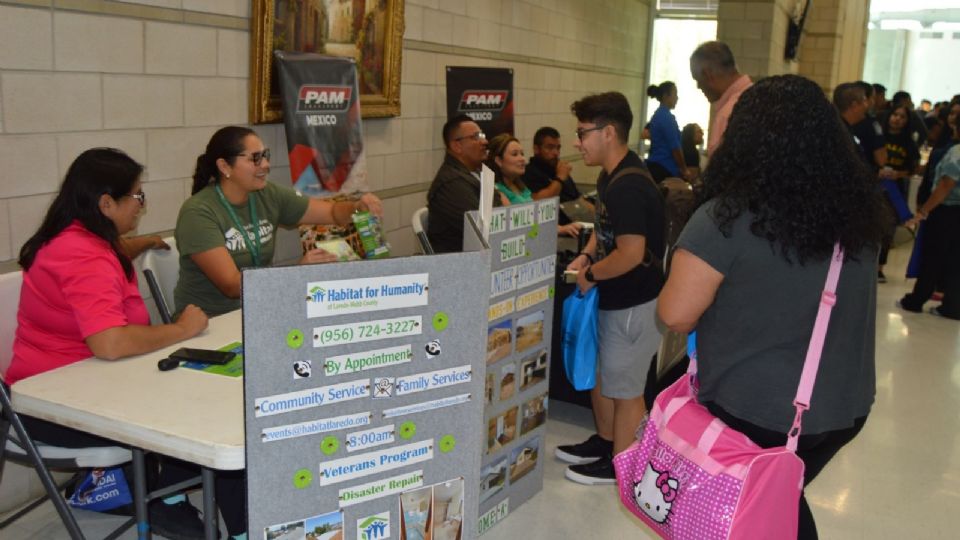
[324,344,413,376]
[346,424,396,452]
[306,273,429,318]
[254,380,370,417]
[319,439,433,486]
[339,470,424,508]
[394,364,472,396]
[480,164,495,241]
[382,393,471,418]
[313,316,422,348]
[261,411,372,442]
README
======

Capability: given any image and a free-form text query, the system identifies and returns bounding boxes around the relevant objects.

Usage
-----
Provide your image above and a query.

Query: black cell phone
[168,348,236,365]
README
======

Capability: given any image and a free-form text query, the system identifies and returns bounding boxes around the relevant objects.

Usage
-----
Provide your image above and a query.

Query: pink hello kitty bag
[613,244,844,539]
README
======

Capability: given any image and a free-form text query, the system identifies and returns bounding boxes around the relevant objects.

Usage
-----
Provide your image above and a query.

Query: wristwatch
[585,267,597,282]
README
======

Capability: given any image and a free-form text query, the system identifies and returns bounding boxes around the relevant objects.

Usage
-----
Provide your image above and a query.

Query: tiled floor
[3,244,957,539]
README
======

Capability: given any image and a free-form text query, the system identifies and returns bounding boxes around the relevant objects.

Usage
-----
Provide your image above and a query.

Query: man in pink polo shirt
[690,41,753,156]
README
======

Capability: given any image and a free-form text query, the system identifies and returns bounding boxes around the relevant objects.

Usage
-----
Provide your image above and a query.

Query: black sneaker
[555,434,613,465]
[896,299,922,313]
[878,270,887,283]
[565,456,617,485]
[149,500,211,540]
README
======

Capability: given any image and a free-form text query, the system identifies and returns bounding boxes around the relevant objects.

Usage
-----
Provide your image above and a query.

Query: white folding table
[11,310,244,539]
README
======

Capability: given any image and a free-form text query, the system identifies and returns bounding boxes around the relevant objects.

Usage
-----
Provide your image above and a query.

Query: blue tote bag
[561,287,599,391]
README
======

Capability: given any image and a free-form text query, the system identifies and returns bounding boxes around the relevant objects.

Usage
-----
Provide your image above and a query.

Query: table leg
[201,467,218,540]
[132,448,150,540]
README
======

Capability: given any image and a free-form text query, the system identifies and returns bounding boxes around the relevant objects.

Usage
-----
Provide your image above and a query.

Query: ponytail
[191,126,257,195]
[647,81,676,103]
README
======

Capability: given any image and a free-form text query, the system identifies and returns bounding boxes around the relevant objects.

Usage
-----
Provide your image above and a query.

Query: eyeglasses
[455,131,486,142]
[238,148,271,166]
[575,125,606,141]
[124,190,146,207]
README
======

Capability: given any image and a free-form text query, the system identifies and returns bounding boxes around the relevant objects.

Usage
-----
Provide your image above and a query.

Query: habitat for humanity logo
[357,511,390,539]
[306,274,430,319]
[296,85,352,113]
[457,90,509,112]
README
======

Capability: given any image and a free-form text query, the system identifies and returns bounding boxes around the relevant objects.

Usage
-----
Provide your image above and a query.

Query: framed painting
[251,0,404,123]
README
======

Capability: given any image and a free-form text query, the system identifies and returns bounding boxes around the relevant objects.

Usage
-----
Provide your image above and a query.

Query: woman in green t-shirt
[174,126,383,316]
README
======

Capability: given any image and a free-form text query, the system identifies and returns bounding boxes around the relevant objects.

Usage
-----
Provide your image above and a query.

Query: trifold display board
[471,199,559,534]
[243,240,490,540]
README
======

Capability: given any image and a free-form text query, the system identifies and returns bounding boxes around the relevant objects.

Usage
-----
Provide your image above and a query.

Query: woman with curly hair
[658,75,885,539]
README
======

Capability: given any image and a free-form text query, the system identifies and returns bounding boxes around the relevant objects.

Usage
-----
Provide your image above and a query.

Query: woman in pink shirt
[7,148,217,538]
[9,148,208,385]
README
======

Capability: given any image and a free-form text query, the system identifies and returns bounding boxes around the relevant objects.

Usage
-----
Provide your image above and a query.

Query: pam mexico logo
[296,85,352,113]
[357,512,390,540]
[457,90,509,112]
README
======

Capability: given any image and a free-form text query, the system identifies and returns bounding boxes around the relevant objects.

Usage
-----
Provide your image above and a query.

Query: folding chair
[141,237,179,324]
[0,270,133,539]
[411,207,434,255]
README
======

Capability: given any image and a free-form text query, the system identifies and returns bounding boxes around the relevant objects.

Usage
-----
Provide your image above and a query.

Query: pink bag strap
[686,243,844,453]
[787,243,843,450]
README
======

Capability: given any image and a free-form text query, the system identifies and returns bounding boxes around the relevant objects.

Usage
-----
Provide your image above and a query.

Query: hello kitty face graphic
[633,463,679,524]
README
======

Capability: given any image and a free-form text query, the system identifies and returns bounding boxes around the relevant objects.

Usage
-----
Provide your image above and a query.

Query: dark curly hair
[700,74,884,264]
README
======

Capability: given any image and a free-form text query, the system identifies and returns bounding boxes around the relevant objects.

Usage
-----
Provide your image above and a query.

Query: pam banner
[275,51,367,195]
[446,66,515,140]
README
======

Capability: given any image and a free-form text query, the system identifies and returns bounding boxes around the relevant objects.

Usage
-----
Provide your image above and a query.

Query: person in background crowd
[947,101,960,140]
[883,104,921,199]
[878,104,921,283]
[427,114,501,253]
[521,126,584,205]
[872,83,888,114]
[884,91,927,145]
[9,148,215,540]
[851,81,888,172]
[690,41,753,156]
[681,123,704,172]
[834,83,872,165]
[659,75,884,540]
[920,99,933,114]
[645,81,692,183]
[919,109,959,207]
[175,126,382,316]
[899,143,960,319]
[559,92,664,484]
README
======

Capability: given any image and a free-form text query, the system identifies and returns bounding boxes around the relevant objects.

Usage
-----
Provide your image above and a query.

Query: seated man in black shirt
[523,126,583,203]
[426,114,500,253]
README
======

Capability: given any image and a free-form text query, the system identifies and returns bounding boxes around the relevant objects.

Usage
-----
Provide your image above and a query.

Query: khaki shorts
[597,299,661,399]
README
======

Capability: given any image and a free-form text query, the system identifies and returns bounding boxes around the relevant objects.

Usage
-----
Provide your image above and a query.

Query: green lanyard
[214,184,262,266]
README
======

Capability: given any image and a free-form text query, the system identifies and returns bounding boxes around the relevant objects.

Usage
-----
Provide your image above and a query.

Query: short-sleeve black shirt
[594,151,665,310]
[851,115,885,171]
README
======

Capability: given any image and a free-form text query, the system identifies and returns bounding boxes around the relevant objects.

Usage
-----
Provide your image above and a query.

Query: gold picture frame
[250,0,404,123]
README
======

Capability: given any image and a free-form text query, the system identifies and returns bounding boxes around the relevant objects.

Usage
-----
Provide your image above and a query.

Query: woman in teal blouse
[486,133,533,205]
[485,133,581,237]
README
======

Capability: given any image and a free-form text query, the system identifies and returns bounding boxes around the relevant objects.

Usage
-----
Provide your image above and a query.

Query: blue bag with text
[67,467,133,512]
[561,287,599,391]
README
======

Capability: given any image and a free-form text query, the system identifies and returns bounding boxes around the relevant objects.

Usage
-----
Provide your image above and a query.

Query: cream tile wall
[0,0,652,267]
